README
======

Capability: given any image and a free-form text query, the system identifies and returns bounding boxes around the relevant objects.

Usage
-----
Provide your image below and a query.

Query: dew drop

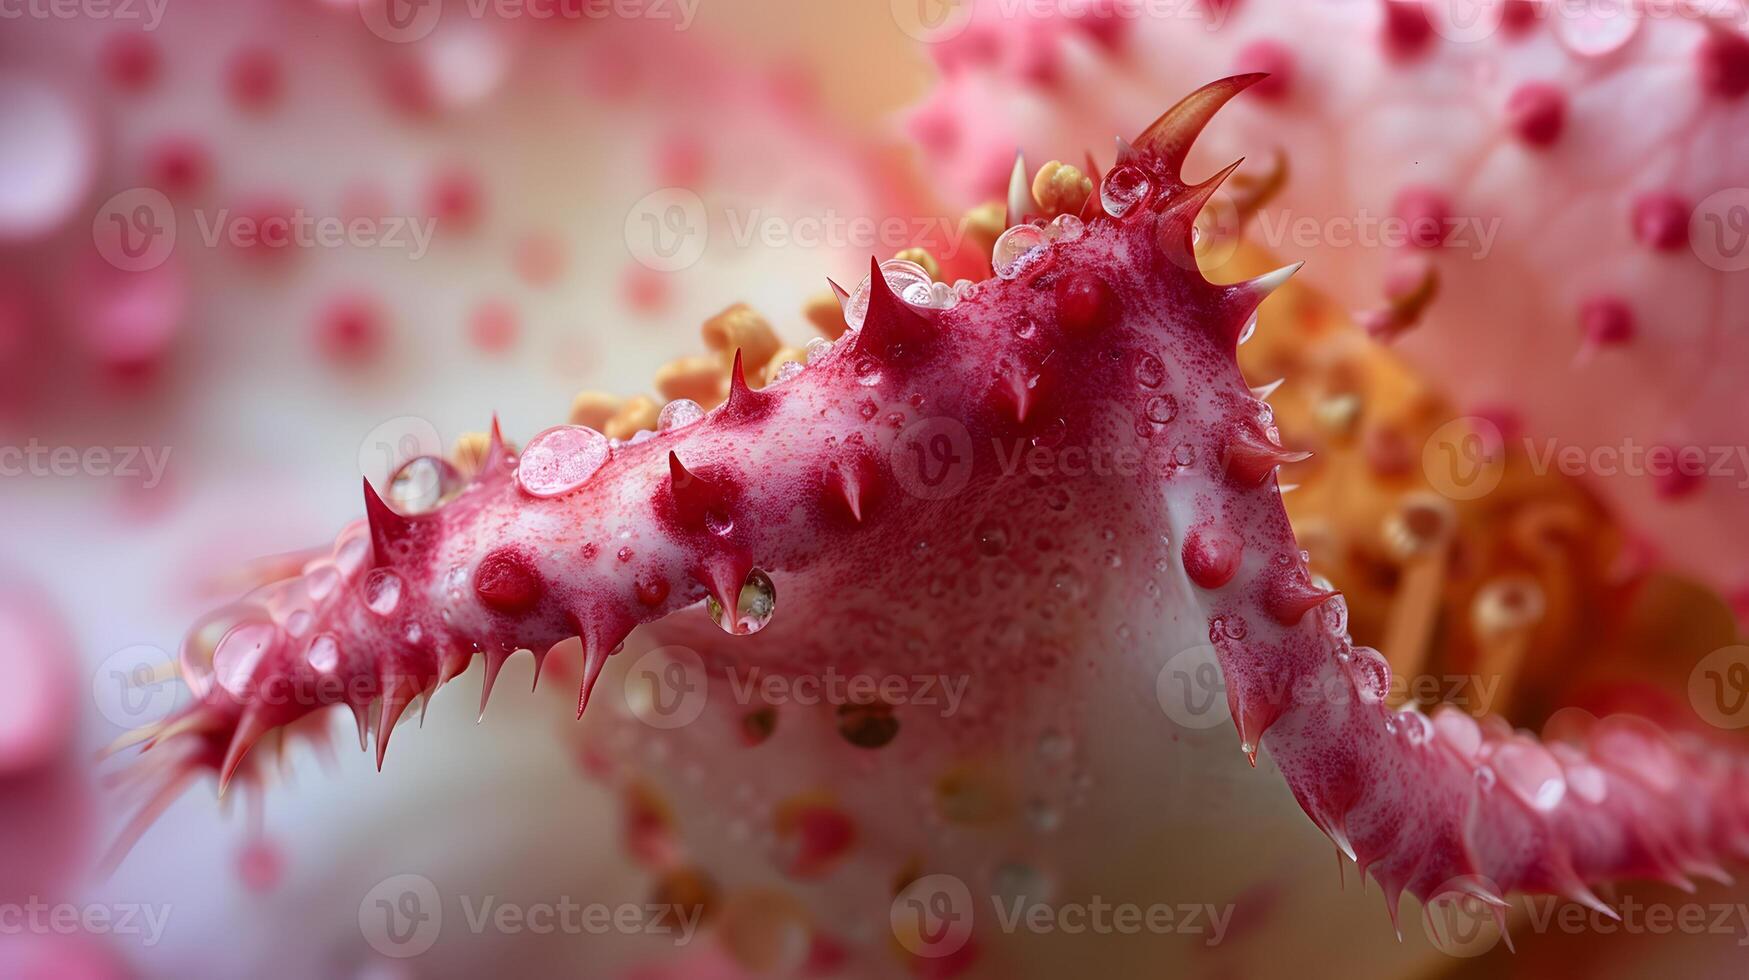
[305,564,340,602]
[976,520,1009,557]
[1144,394,1178,425]
[992,223,1048,280]
[1347,646,1391,704]
[804,336,833,363]
[1132,352,1166,389]
[1037,728,1073,761]
[517,424,610,497]
[306,634,339,672]
[388,455,462,514]
[1553,0,1640,57]
[771,360,804,384]
[658,398,704,431]
[1100,164,1151,217]
[363,568,403,617]
[706,568,776,635]
[1048,213,1084,241]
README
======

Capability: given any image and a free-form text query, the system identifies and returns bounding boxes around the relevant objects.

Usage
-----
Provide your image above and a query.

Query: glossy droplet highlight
[707,568,776,635]
[387,455,462,515]
[1347,646,1391,704]
[1100,164,1151,217]
[517,424,610,497]
[363,568,403,617]
[657,398,704,431]
[306,634,340,673]
[992,223,1048,280]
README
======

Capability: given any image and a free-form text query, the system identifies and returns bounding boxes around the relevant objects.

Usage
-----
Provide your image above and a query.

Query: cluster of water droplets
[991,213,1084,280]
[842,258,964,331]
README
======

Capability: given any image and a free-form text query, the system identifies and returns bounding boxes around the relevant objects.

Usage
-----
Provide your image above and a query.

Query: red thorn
[376,679,419,770]
[1221,420,1311,487]
[1219,262,1301,345]
[699,555,753,620]
[1132,73,1266,181]
[362,477,425,567]
[218,710,271,795]
[1155,157,1244,269]
[667,452,736,532]
[349,699,371,751]
[1264,575,1339,626]
[1234,42,1294,100]
[827,277,849,308]
[825,454,878,524]
[479,412,512,477]
[721,349,773,420]
[477,651,508,722]
[577,642,609,719]
[854,255,934,362]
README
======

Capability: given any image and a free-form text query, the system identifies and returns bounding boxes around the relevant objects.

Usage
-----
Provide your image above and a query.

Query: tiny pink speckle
[517,425,611,497]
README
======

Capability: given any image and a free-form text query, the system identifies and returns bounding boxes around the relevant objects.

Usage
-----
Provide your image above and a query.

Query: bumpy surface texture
[908,0,1749,596]
[122,76,1749,975]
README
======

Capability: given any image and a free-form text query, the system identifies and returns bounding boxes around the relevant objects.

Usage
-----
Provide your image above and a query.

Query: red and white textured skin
[905,0,1749,595]
[122,78,1749,977]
